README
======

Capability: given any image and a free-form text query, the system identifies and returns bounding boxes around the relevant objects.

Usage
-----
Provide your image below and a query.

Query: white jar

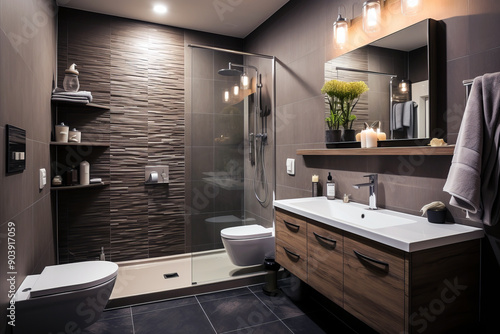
[55,122,69,142]
[69,128,81,143]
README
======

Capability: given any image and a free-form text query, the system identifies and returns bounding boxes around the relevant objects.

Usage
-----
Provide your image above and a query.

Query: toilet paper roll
[148,171,158,183]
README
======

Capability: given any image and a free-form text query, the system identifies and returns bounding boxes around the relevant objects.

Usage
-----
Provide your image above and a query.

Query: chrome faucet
[353,174,378,210]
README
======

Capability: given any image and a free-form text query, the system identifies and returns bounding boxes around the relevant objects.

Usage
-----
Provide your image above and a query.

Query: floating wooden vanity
[274,199,483,334]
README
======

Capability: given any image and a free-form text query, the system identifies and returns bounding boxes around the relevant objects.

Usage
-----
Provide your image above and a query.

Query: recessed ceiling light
[153,4,167,14]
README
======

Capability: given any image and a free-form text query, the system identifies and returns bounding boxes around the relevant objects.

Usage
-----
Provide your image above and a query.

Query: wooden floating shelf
[51,181,108,191]
[297,145,455,156]
[50,141,110,147]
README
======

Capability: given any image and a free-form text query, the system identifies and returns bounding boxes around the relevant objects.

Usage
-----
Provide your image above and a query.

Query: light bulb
[399,80,408,93]
[402,0,422,15]
[362,0,381,33]
[367,8,377,27]
[241,74,249,90]
[333,14,348,49]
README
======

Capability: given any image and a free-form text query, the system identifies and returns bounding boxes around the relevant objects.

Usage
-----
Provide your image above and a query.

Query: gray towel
[402,101,413,127]
[392,103,404,130]
[403,101,415,138]
[443,72,500,226]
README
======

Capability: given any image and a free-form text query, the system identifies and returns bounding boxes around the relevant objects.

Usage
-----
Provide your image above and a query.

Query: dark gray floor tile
[196,287,252,302]
[282,311,356,334]
[253,290,322,320]
[201,293,278,333]
[100,307,132,320]
[82,315,134,334]
[133,303,215,334]
[222,320,293,334]
[132,296,198,315]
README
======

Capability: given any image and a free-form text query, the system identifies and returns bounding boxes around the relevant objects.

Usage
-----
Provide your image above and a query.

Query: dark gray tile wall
[245,0,500,328]
[0,0,57,332]
[245,0,500,226]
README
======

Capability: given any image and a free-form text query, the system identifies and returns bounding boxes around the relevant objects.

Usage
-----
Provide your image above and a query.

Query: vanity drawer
[344,235,405,334]
[308,223,344,306]
[275,209,307,254]
[276,238,308,282]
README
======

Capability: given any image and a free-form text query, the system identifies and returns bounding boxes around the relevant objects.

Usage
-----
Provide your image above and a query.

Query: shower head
[217,68,242,76]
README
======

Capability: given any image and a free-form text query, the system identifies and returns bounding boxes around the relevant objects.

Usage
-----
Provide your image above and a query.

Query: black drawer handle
[313,232,337,249]
[284,220,300,232]
[353,250,389,271]
[283,247,301,261]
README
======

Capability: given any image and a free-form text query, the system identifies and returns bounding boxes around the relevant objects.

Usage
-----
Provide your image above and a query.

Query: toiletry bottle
[326,172,335,200]
[80,161,90,185]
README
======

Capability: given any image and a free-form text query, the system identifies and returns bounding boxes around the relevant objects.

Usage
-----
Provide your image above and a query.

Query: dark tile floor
[83,279,376,334]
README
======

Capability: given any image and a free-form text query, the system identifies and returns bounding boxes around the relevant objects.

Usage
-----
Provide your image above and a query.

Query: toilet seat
[30,261,118,298]
[221,224,272,240]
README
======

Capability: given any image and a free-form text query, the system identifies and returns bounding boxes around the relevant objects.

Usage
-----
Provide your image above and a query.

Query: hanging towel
[392,103,404,130]
[403,101,416,138]
[402,101,413,127]
[443,72,500,226]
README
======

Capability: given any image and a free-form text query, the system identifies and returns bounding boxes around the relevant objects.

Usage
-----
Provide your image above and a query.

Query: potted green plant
[321,79,369,141]
[323,93,342,143]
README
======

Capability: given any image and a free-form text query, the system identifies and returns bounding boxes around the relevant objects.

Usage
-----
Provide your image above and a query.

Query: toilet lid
[30,261,118,298]
[221,224,272,240]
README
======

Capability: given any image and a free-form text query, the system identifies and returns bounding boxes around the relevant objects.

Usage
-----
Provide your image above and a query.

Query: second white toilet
[13,261,118,334]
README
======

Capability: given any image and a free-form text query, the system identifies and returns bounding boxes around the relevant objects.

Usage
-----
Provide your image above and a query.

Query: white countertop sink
[274,197,484,252]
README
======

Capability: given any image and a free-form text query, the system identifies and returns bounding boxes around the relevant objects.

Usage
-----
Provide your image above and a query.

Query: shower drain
[163,272,179,279]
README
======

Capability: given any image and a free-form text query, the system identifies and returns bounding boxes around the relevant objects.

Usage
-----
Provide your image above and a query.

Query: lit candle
[312,175,319,182]
[356,132,361,142]
[365,128,378,148]
[377,128,387,141]
[360,130,367,148]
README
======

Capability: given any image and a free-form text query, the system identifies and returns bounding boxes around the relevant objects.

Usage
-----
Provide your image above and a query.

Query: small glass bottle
[63,63,80,92]
[326,172,335,200]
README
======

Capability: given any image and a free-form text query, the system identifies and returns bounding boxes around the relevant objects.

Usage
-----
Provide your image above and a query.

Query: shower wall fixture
[218,61,271,205]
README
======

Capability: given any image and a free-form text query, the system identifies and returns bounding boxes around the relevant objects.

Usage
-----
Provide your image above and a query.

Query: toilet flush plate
[145,165,169,184]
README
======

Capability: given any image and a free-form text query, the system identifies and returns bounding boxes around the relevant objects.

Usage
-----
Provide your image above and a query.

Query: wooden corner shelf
[51,181,109,191]
[297,145,455,156]
[50,141,110,147]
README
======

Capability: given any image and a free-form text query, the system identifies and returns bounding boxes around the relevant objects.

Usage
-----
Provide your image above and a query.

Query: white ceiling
[57,0,290,38]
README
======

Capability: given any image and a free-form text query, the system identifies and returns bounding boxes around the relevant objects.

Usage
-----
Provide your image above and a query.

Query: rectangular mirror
[325,19,443,146]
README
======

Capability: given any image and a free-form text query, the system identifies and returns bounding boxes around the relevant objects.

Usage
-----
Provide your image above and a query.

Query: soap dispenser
[326,172,335,200]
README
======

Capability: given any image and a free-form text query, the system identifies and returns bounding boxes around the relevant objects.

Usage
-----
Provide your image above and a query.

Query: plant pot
[326,129,342,143]
[342,129,356,142]
[426,209,447,224]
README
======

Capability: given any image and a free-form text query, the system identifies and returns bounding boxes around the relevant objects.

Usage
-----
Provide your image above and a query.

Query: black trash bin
[262,257,280,296]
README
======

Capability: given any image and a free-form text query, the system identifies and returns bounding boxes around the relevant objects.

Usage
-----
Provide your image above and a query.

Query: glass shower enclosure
[187,45,275,285]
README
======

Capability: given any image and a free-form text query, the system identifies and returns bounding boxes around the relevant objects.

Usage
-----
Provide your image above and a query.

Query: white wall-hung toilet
[13,261,118,334]
[221,224,275,266]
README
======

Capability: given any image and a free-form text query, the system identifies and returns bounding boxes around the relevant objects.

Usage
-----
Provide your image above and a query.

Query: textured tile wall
[57,9,186,262]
